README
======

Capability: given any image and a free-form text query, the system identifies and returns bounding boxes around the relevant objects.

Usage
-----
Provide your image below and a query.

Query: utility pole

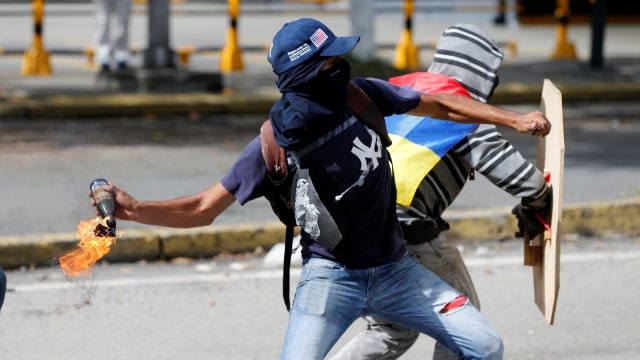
[589,0,607,69]
[349,0,375,61]
[143,0,175,69]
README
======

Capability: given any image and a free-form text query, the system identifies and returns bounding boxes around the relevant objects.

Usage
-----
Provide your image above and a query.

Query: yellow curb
[0,232,78,269]
[1,199,639,270]
[0,92,280,118]
[444,198,640,241]
[561,198,640,236]
[157,222,291,259]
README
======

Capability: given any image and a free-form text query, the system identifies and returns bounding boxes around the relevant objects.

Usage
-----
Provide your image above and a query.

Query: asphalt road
[1,103,639,237]
[2,5,639,359]
[2,235,639,359]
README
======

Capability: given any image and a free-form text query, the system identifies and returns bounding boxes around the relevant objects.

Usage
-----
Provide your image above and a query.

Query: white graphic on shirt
[335,129,382,201]
[294,178,321,240]
[351,129,382,171]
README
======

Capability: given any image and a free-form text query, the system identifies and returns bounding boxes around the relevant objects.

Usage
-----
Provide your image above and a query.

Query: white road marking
[11,250,640,293]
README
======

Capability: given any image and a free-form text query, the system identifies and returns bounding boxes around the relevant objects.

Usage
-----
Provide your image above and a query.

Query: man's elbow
[410,93,450,119]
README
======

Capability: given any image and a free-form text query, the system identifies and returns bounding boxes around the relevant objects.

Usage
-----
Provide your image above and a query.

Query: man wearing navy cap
[93,18,550,360]
[266,18,549,359]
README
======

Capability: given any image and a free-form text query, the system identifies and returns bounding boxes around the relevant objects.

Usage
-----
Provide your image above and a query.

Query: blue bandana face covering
[270,58,352,150]
[314,58,351,103]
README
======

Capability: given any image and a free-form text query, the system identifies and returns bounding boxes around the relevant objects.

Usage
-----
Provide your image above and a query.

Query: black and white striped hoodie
[396,23,549,242]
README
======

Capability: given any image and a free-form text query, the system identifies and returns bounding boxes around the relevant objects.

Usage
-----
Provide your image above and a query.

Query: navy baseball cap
[268,18,360,75]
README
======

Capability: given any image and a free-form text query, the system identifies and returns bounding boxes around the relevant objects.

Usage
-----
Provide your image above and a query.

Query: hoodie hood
[427,24,503,103]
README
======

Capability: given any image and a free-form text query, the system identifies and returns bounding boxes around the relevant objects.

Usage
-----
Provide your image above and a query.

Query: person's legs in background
[113,0,132,69]
[329,318,419,360]
[93,0,113,71]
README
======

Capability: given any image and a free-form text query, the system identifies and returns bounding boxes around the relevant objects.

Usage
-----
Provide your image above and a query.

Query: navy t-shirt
[221,77,421,268]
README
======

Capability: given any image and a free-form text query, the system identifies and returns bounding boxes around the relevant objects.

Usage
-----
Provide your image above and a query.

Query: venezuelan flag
[387,72,477,207]
[387,115,477,207]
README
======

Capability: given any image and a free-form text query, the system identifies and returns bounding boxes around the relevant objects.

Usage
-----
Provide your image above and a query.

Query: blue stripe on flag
[386,113,477,206]
[386,114,478,157]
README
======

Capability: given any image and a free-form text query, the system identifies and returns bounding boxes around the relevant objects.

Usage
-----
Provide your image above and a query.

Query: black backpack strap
[260,119,289,183]
[282,223,294,311]
[346,82,392,147]
[260,119,296,312]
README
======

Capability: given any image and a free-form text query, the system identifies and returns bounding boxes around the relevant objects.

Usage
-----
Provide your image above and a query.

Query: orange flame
[59,217,118,277]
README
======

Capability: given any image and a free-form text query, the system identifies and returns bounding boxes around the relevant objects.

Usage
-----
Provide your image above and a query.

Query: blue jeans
[280,255,503,360]
[330,235,483,360]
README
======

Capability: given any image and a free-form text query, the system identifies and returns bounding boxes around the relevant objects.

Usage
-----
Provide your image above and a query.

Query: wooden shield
[523,79,565,325]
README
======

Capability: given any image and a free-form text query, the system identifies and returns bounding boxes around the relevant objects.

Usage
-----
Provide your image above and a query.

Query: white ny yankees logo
[351,128,382,171]
[335,128,383,201]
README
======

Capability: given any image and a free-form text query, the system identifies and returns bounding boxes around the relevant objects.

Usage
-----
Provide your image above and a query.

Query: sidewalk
[2,56,640,119]
[1,19,640,269]
[2,19,640,118]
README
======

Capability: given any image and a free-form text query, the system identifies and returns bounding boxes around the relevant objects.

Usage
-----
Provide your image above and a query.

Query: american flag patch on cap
[310,28,328,48]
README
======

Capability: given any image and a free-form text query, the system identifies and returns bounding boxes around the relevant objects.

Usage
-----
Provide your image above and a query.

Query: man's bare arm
[409,93,550,136]
[96,181,236,228]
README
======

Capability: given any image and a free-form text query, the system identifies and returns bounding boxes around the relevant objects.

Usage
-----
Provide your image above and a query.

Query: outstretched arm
[409,92,550,136]
[92,181,236,228]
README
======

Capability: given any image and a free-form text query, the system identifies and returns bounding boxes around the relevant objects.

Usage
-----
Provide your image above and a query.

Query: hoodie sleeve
[454,124,549,206]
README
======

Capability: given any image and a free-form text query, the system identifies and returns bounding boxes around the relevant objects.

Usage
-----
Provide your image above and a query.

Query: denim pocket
[301,258,345,282]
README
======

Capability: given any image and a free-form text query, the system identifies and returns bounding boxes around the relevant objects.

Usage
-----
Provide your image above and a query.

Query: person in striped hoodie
[331,23,551,360]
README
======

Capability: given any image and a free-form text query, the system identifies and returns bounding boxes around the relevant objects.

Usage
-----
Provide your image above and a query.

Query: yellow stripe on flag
[389,133,442,207]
